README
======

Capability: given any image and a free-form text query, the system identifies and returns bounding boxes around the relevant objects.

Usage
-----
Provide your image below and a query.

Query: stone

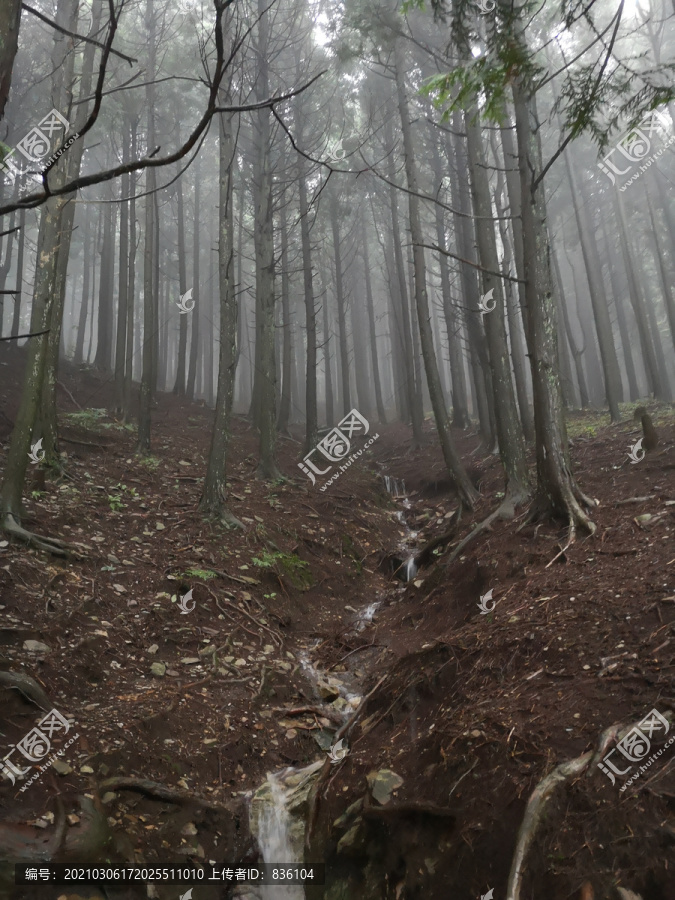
[147,644,159,655]
[52,759,73,776]
[366,769,404,805]
[336,820,367,855]
[150,662,166,677]
[22,640,51,653]
[333,797,364,830]
[317,679,341,701]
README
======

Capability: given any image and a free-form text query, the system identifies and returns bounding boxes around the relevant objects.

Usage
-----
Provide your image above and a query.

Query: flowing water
[249,479,420,891]
[254,771,308,900]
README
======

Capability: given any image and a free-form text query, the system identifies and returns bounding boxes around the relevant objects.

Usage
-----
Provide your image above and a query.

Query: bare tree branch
[21,2,137,64]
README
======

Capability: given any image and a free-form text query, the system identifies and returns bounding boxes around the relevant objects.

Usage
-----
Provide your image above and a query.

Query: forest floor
[0,341,674,900]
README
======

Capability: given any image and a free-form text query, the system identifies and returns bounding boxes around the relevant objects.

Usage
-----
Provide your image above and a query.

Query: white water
[403,557,418,581]
[256,772,305,900]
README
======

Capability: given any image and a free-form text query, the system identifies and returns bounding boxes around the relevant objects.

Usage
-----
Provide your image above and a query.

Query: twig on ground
[97,776,234,812]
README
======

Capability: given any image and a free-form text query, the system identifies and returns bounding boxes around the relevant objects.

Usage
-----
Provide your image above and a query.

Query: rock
[101,792,117,804]
[318,680,341,701]
[366,769,404,805]
[234,658,247,667]
[52,759,73,776]
[22,640,51,653]
[147,644,159,655]
[181,658,201,665]
[333,797,364,830]
[150,662,166,677]
[66,814,80,826]
[180,822,198,836]
[336,820,367,855]
[80,765,94,774]
[155,522,165,530]
[112,584,126,594]
[285,729,297,739]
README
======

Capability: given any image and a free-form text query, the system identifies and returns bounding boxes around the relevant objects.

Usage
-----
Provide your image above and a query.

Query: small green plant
[31,490,44,500]
[138,455,161,470]
[252,550,312,589]
[108,493,126,512]
[182,567,217,582]
[64,408,107,429]
[107,482,140,511]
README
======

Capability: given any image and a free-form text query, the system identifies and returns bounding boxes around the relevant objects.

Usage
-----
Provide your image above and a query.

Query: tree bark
[10,206,25,339]
[465,110,529,504]
[613,187,666,399]
[563,150,622,419]
[173,172,188,395]
[199,13,241,527]
[277,203,293,432]
[361,209,386,424]
[384,113,424,445]
[512,77,596,533]
[137,0,156,454]
[0,0,21,122]
[252,0,279,479]
[186,154,201,400]
[329,188,351,415]
[394,41,478,507]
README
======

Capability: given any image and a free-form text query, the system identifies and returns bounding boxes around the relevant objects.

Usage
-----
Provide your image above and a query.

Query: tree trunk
[123,117,138,419]
[564,150,622,419]
[328,188,351,415]
[394,41,478,507]
[114,121,130,413]
[199,14,240,528]
[465,110,529,504]
[447,120,494,445]
[512,77,595,533]
[490,128,533,438]
[0,0,78,549]
[429,131,470,429]
[137,0,156,454]
[385,114,424,445]
[0,0,21,122]
[252,0,279,479]
[321,269,334,426]
[277,203,293,432]
[361,209,386,424]
[186,155,201,400]
[296,103,318,454]
[600,220,639,401]
[94,182,114,372]
[613,188,666,399]
[10,206,25,339]
[173,174,188,395]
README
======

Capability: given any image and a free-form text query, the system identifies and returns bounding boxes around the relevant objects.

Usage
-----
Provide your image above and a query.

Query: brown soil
[1,342,674,900]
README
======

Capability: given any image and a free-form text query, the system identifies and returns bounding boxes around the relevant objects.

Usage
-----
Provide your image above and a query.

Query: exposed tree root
[362,793,456,820]
[506,713,673,900]
[413,506,461,569]
[443,493,525,566]
[98,776,236,812]
[1,512,73,557]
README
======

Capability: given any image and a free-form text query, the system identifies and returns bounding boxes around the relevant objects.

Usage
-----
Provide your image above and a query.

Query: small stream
[247,473,419,895]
